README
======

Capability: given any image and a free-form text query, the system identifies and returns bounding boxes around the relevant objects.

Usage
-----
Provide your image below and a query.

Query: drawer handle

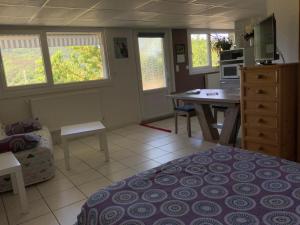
[258,133,264,137]
[258,146,264,151]
[258,118,264,123]
[257,104,264,109]
[257,74,264,79]
[256,89,264,94]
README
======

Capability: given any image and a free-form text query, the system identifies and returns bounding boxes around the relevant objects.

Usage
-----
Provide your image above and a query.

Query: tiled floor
[0,116,220,225]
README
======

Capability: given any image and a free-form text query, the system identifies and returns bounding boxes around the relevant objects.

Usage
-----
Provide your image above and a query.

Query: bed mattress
[76,146,300,225]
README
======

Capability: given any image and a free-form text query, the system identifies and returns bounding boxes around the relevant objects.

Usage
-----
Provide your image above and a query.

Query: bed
[76,146,300,225]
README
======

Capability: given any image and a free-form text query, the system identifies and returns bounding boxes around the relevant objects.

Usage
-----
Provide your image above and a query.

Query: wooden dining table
[170,89,241,146]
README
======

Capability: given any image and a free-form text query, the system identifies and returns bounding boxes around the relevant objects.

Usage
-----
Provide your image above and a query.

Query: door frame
[133,28,175,122]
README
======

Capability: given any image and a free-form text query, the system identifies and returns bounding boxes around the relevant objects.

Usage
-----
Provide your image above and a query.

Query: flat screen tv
[254,14,279,64]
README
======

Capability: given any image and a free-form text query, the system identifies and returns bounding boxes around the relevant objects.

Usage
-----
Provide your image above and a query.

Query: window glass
[138,37,167,91]
[47,32,106,84]
[0,34,47,87]
[191,34,209,68]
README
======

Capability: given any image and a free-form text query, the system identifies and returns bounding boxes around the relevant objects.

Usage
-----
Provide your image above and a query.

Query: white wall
[205,73,221,89]
[266,0,299,63]
[0,28,141,129]
[235,17,265,66]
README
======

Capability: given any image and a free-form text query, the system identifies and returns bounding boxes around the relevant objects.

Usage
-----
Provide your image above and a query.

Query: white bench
[0,152,28,213]
[61,121,110,170]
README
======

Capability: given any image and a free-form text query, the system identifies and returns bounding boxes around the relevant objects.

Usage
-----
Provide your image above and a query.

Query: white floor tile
[139,148,169,159]
[54,200,85,225]
[119,155,150,167]
[153,153,182,164]
[105,168,137,182]
[131,160,161,172]
[37,178,74,197]
[6,199,51,225]
[44,187,86,211]
[19,213,59,225]
[68,169,104,186]
[96,161,128,176]
[2,186,41,206]
[78,178,112,197]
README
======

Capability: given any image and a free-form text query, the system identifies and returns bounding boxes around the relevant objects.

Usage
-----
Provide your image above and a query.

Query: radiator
[30,90,103,131]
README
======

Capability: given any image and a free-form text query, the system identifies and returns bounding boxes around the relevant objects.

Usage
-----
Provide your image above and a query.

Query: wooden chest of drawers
[241,64,298,160]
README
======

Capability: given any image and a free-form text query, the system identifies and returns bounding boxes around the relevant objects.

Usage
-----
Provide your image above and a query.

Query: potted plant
[211,36,233,55]
[244,24,255,46]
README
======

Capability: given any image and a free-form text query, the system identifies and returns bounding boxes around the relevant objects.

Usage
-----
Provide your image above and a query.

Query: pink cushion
[0,134,41,153]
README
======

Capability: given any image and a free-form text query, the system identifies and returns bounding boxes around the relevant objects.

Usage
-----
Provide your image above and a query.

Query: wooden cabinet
[241,64,298,161]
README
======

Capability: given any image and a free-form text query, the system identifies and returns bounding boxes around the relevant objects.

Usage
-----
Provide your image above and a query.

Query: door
[135,31,173,121]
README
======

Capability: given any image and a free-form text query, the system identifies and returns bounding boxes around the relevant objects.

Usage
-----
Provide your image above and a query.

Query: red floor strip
[140,123,172,133]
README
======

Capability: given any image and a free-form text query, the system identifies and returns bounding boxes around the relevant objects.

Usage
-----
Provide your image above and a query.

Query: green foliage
[2,48,47,87]
[49,46,104,84]
[192,34,233,69]
[191,38,209,68]
[3,45,104,87]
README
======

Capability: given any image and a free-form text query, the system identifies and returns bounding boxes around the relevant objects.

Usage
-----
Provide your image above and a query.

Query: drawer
[243,101,278,115]
[243,141,281,157]
[244,128,279,145]
[243,86,278,100]
[243,70,278,83]
[244,115,278,129]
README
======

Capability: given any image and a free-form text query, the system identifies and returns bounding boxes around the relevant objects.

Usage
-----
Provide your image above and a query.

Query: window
[0,31,108,91]
[138,37,167,91]
[191,34,210,68]
[189,30,234,74]
[47,32,107,84]
[0,34,47,87]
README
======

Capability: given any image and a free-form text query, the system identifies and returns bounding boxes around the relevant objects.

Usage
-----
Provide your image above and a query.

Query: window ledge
[189,69,220,76]
[0,79,113,100]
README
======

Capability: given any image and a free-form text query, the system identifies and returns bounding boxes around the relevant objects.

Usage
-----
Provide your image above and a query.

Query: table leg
[99,133,110,162]
[219,105,241,145]
[15,167,28,214]
[194,104,219,142]
[62,138,70,170]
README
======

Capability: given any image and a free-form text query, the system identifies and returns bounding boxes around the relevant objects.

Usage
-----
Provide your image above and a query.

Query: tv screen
[254,14,278,63]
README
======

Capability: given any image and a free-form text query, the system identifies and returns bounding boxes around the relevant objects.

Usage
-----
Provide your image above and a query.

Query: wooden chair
[171,93,195,137]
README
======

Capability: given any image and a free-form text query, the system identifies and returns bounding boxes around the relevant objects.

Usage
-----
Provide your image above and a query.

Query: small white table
[61,121,110,170]
[0,152,28,213]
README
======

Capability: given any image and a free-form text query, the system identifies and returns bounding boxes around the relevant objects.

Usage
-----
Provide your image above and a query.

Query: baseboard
[141,113,173,124]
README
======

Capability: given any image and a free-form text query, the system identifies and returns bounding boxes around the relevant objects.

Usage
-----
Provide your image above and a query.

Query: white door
[135,31,173,121]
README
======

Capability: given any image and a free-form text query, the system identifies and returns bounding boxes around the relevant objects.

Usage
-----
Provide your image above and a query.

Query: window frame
[0,27,111,97]
[187,29,234,75]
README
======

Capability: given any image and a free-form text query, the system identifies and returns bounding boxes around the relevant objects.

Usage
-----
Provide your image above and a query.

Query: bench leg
[62,138,70,170]
[174,113,178,134]
[15,168,28,214]
[99,133,110,162]
[11,173,18,194]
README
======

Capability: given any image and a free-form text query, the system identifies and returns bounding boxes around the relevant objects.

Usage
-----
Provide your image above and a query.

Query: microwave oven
[221,63,243,79]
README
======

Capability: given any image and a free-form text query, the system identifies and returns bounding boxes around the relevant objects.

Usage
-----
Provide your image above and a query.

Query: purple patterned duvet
[76,146,300,225]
